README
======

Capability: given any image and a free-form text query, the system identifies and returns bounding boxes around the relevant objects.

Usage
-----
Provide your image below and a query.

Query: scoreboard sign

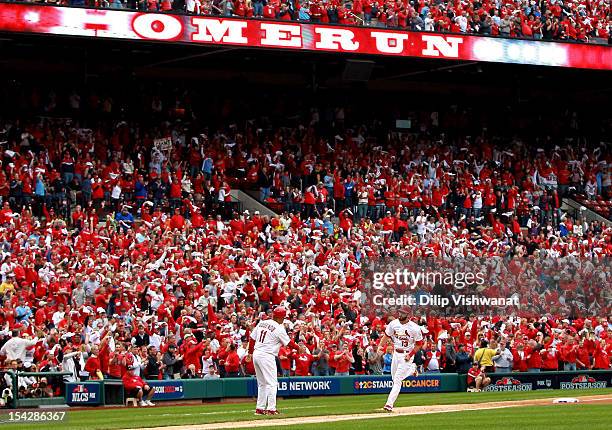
[0,4,610,70]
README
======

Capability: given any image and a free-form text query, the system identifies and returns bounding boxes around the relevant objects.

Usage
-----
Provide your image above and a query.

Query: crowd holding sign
[154,137,173,153]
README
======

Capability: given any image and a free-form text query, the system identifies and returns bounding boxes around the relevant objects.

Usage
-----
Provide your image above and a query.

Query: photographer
[30,376,53,399]
[473,340,497,373]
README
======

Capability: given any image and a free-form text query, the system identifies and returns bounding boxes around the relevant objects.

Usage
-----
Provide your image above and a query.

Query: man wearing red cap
[376,307,423,412]
[248,306,298,415]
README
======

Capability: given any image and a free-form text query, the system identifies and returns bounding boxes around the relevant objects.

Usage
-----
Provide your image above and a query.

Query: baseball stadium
[0,1,610,429]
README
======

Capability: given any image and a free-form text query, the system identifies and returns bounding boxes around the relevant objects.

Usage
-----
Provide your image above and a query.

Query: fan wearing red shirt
[294,345,315,376]
[98,335,111,376]
[540,344,560,371]
[257,283,271,312]
[224,343,241,377]
[333,344,354,376]
[84,345,102,380]
[169,208,185,230]
[561,338,579,371]
[512,343,528,372]
[242,352,256,376]
[122,367,154,407]
[593,340,610,370]
[263,3,276,19]
[278,345,293,377]
[182,333,206,373]
[108,343,127,379]
[576,339,592,370]
[525,340,543,372]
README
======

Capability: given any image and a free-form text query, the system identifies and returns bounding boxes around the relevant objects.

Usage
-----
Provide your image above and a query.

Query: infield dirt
[132,394,612,430]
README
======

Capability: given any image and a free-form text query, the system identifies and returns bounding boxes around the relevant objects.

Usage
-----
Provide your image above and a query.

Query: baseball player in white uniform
[376,307,424,411]
[248,306,298,415]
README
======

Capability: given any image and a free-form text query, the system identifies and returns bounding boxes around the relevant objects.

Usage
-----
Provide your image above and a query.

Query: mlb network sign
[0,3,611,70]
[248,377,341,396]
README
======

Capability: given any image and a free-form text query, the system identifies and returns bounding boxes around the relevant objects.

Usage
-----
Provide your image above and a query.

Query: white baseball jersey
[385,319,423,351]
[250,319,290,355]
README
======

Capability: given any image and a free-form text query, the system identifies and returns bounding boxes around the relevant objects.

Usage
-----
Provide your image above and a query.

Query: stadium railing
[1,371,72,409]
[1,370,610,407]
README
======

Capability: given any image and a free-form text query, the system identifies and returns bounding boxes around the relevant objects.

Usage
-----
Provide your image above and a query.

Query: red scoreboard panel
[0,3,611,70]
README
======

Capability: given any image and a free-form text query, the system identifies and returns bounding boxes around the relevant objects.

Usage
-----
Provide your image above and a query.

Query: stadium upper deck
[0,2,610,70]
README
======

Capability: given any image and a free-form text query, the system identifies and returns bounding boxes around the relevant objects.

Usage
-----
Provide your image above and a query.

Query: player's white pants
[385,351,417,408]
[253,350,278,411]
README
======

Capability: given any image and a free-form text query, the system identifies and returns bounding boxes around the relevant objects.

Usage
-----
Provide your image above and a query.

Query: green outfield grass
[1,389,610,430]
[242,404,612,430]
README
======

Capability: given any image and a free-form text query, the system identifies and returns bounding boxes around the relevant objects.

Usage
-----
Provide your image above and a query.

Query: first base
[553,398,580,403]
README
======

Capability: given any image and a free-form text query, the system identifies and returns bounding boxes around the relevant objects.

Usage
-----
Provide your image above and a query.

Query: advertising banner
[353,375,442,394]
[66,382,102,405]
[0,4,610,70]
[247,377,340,397]
[484,373,548,392]
[485,371,612,391]
[558,372,610,390]
[148,380,185,400]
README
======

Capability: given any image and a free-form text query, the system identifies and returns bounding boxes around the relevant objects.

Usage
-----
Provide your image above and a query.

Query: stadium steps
[562,198,612,226]
[230,190,279,217]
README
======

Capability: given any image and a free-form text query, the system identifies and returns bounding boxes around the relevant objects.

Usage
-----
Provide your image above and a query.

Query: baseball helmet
[272,306,288,319]
[397,306,412,317]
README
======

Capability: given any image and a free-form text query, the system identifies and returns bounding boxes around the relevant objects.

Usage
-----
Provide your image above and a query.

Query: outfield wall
[62,370,612,406]
[65,374,459,406]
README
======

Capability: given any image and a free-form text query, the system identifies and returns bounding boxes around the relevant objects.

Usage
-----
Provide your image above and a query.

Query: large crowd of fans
[0,84,609,405]
[6,0,612,44]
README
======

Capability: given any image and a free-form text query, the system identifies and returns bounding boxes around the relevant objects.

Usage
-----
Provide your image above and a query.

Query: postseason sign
[484,371,611,392]
[148,380,185,400]
[0,4,611,70]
